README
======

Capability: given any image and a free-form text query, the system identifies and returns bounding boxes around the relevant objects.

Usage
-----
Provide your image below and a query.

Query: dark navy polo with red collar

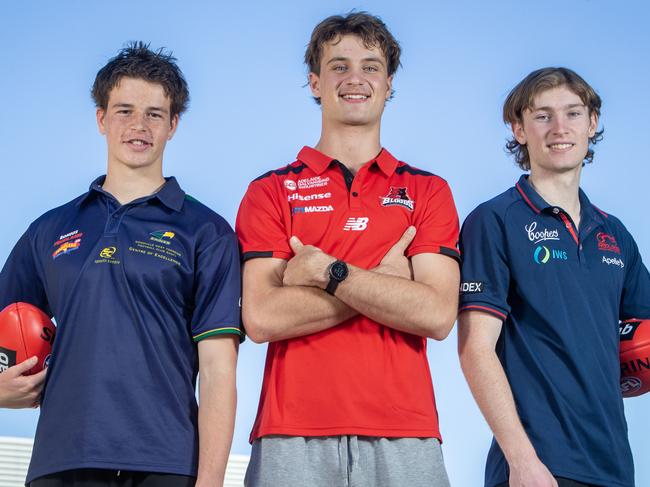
[0,176,242,482]
[459,174,650,487]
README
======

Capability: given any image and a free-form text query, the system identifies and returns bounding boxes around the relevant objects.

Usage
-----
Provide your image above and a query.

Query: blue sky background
[1,1,649,485]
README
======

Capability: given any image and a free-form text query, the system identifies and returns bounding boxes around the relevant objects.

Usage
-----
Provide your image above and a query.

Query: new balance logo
[343,217,369,231]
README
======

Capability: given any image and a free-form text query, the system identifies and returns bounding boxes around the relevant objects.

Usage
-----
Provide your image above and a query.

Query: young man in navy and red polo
[237,12,459,487]
[458,67,650,487]
[0,43,242,487]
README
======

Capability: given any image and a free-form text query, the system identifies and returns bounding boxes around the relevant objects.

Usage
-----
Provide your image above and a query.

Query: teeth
[342,94,368,100]
[130,140,147,145]
[549,143,573,150]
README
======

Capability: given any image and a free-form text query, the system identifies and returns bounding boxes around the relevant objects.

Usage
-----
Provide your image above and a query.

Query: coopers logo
[602,256,624,268]
[525,221,560,244]
[533,245,567,264]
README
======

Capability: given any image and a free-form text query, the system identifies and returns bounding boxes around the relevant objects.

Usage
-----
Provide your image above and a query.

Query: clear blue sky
[1,1,649,485]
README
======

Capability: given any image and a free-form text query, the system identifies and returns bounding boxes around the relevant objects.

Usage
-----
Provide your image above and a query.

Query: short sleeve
[0,228,50,315]
[191,229,244,342]
[458,205,510,321]
[406,179,460,261]
[619,229,650,320]
[236,179,291,262]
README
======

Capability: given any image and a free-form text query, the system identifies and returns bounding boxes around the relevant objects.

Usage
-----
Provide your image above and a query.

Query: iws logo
[533,245,567,264]
[597,232,621,254]
[100,247,117,258]
[525,221,559,244]
[380,186,414,211]
[343,217,369,231]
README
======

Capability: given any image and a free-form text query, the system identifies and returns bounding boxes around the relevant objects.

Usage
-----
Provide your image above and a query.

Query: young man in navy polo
[0,43,242,487]
[237,12,459,487]
[458,67,650,487]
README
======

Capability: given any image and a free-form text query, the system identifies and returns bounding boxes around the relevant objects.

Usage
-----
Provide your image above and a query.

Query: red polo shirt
[237,146,459,442]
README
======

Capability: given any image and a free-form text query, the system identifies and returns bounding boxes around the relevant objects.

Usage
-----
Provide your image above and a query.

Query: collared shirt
[237,146,459,442]
[459,175,650,487]
[0,176,242,481]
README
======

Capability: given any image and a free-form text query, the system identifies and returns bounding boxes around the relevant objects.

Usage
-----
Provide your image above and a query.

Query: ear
[385,74,394,100]
[588,111,598,138]
[96,108,107,135]
[167,114,179,140]
[512,120,527,145]
[308,72,321,100]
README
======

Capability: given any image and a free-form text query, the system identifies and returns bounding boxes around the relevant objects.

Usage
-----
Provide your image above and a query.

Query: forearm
[335,265,457,339]
[243,283,357,342]
[195,364,236,487]
[458,341,538,466]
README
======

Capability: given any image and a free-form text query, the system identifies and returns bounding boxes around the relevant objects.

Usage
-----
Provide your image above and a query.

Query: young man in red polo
[237,12,459,487]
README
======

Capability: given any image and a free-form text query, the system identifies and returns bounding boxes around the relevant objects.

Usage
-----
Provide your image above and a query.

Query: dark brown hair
[91,41,189,119]
[305,12,401,104]
[503,67,603,170]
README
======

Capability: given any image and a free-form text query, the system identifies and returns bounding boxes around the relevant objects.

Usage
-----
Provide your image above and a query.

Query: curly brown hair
[92,41,189,120]
[304,12,401,104]
[503,67,603,170]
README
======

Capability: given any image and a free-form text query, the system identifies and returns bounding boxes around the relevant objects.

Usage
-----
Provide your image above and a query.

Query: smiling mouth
[124,139,152,147]
[341,94,369,101]
[548,143,575,150]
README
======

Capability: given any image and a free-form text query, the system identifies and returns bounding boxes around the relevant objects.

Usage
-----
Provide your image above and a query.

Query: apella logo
[533,245,567,264]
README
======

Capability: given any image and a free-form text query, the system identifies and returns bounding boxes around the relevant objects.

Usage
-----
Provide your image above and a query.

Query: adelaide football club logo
[380,186,415,211]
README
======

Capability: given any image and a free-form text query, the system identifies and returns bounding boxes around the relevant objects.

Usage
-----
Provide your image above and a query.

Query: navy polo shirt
[0,176,243,482]
[459,175,650,487]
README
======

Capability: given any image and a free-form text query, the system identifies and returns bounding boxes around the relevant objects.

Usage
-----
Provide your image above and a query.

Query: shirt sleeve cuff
[193,326,245,343]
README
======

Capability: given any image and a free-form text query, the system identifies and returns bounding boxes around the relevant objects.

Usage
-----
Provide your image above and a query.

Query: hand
[0,356,47,408]
[508,457,558,487]
[373,226,416,279]
[283,236,336,288]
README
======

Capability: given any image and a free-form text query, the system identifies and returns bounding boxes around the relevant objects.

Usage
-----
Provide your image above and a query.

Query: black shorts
[29,469,196,487]
[496,478,598,487]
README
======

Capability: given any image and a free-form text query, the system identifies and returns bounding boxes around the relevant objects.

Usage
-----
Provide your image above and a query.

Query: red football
[0,302,55,375]
[619,319,650,398]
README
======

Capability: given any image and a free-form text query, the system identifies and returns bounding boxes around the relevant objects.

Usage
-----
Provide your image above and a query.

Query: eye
[534,114,550,122]
[332,64,347,73]
[567,111,582,118]
[117,109,131,115]
[148,112,163,119]
[363,65,379,73]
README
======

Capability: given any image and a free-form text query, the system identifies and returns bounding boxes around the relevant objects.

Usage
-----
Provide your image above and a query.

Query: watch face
[330,261,349,281]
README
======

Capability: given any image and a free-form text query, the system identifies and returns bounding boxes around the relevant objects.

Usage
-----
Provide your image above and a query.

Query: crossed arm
[243,227,459,343]
[457,310,558,487]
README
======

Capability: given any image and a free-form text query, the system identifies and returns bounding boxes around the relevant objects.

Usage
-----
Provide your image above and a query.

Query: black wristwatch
[326,260,349,295]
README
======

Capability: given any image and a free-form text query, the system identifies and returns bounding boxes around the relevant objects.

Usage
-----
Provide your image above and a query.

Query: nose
[551,115,569,135]
[130,111,148,130]
[344,66,365,85]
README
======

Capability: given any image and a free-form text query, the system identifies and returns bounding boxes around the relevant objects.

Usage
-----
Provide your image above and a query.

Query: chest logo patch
[380,187,414,211]
[343,217,369,231]
[597,232,621,254]
[150,230,175,245]
[284,180,297,191]
[52,230,83,260]
[95,246,120,265]
[298,176,330,189]
[525,221,559,244]
[533,245,567,264]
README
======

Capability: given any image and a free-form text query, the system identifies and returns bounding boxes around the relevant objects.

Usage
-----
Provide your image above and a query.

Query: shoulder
[28,193,88,237]
[181,195,235,240]
[464,186,520,228]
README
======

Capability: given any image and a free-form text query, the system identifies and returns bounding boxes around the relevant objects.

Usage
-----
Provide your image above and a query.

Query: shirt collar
[296,146,399,176]
[77,176,185,212]
[515,174,606,226]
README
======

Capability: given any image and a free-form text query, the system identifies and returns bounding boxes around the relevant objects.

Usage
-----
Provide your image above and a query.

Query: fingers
[387,226,416,256]
[9,356,38,376]
[289,236,304,254]
[28,368,47,387]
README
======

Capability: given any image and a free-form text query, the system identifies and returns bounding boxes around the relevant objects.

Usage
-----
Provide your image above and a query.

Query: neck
[528,165,582,225]
[315,120,382,173]
[102,163,165,205]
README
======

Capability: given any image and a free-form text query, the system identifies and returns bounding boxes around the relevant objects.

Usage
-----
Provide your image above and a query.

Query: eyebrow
[326,56,385,65]
[531,103,586,112]
[112,103,169,114]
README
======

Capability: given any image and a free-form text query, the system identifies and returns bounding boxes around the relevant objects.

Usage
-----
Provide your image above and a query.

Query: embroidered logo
[525,221,560,244]
[533,245,567,264]
[343,217,369,231]
[597,232,621,254]
[52,230,83,260]
[380,187,414,211]
[284,180,297,191]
